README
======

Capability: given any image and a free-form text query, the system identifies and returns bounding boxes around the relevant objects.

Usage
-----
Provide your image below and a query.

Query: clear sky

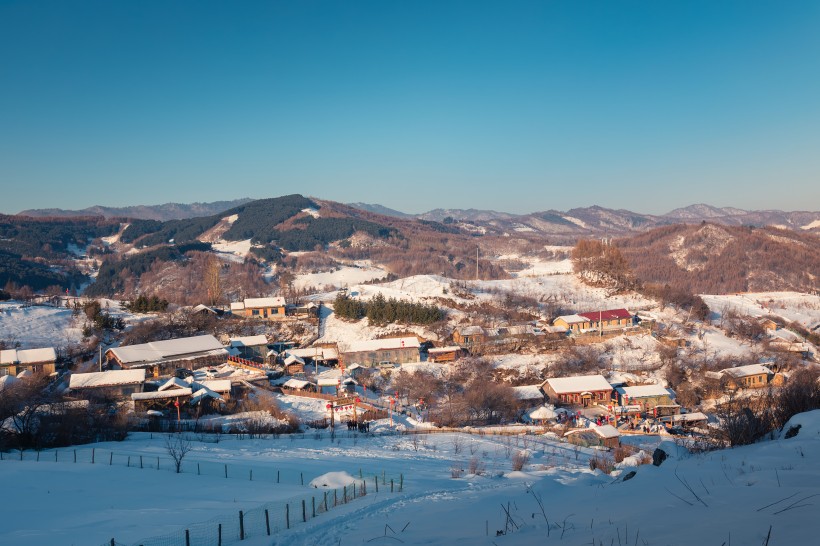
[1,1,819,215]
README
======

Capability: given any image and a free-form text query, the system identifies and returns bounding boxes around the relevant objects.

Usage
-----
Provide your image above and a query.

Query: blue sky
[1,1,819,215]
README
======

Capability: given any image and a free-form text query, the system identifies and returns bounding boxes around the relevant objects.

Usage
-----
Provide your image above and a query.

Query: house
[717,364,773,390]
[191,304,225,317]
[553,309,634,333]
[281,378,316,392]
[513,385,547,408]
[427,346,463,363]
[229,335,269,360]
[614,384,676,411]
[540,375,613,407]
[287,301,319,318]
[106,335,228,377]
[196,379,232,400]
[663,412,709,430]
[132,378,193,412]
[283,354,306,376]
[0,347,57,376]
[339,337,420,367]
[565,424,620,449]
[68,369,146,398]
[286,346,339,368]
[230,297,287,319]
[452,326,486,347]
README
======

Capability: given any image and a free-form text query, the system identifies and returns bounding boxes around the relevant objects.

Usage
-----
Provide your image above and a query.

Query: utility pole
[475,246,479,281]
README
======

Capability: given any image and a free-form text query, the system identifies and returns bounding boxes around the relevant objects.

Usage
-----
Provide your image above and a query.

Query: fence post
[36,451,39,462]
[92,448,95,464]
[218,523,222,546]
[128,456,130,467]
[334,489,338,507]
[239,510,244,540]
[300,472,303,485]
[382,470,385,484]
[323,491,328,512]
[55,450,58,462]
[110,538,115,546]
[265,509,270,535]
[156,457,159,470]
[312,496,315,518]
[286,504,290,529]
[74,450,76,463]
[400,474,403,492]
[225,464,228,478]
[109,452,113,466]
[302,499,306,522]
[249,470,252,481]
[185,529,190,546]
[375,475,378,493]
[353,482,356,499]
[343,485,347,504]
[197,463,200,475]
[277,470,280,483]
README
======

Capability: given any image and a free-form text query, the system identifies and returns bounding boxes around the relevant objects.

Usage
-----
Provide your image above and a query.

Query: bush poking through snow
[511,450,530,471]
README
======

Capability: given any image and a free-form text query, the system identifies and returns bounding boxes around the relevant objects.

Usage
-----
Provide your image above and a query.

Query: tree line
[333,292,445,326]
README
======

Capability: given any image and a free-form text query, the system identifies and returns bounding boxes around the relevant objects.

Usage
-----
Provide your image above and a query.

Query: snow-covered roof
[132,388,193,401]
[341,337,420,353]
[720,364,773,378]
[529,406,558,420]
[197,380,231,393]
[243,297,286,309]
[158,377,192,391]
[230,335,268,347]
[427,346,462,354]
[69,369,146,389]
[1,347,57,365]
[283,378,311,389]
[284,354,305,366]
[287,347,339,360]
[0,375,19,391]
[107,335,227,366]
[543,375,612,394]
[615,384,673,398]
[456,326,485,336]
[672,412,709,423]
[512,385,545,400]
[554,314,587,325]
[230,302,245,311]
[192,304,218,314]
[190,387,224,404]
[592,424,620,438]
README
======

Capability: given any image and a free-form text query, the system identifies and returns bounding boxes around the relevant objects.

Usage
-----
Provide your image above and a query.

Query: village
[3,271,818,457]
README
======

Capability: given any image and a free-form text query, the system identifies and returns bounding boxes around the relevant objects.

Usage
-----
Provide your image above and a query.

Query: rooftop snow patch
[340,337,419,353]
[616,384,672,398]
[0,347,56,365]
[69,370,146,389]
[543,375,612,394]
[229,335,268,347]
[108,335,226,366]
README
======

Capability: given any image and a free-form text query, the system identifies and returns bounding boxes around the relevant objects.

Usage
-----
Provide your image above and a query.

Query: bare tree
[204,255,223,306]
[165,433,193,473]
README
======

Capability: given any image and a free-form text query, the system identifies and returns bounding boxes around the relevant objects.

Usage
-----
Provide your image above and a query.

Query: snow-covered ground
[0,302,84,349]
[212,238,252,263]
[2,410,819,545]
[294,264,388,291]
[702,292,820,329]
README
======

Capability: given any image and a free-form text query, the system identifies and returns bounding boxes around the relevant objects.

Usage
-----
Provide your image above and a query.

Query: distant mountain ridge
[18,198,253,222]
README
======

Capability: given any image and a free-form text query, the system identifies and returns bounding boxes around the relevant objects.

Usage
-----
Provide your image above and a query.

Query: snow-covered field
[702,292,820,329]
[2,411,819,545]
[294,264,388,291]
[0,302,84,349]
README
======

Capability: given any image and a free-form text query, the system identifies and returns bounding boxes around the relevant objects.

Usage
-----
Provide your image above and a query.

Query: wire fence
[101,472,401,546]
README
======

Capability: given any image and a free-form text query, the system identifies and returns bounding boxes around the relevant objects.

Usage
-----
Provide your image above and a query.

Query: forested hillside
[617,223,820,294]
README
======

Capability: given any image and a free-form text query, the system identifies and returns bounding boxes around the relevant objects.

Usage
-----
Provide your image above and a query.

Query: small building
[565,424,621,449]
[0,347,57,376]
[229,335,269,360]
[427,346,463,363]
[283,354,306,376]
[717,364,773,390]
[230,297,287,319]
[452,326,487,347]
[553,309,634,333]
[286,346,339,368]
[339,337,420,367]
[281,378,316,392]
[68,369,146,398]
[106,335,228,377]
[663,412,709,429]
[132,384,193,413]
[540,375,613,407]
[513,385,547,408]
[614,384,676,411]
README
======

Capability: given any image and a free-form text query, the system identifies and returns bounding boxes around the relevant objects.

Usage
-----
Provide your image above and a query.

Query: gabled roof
[244,297,286,309]
[230,335,268,347]
[230,302,245,311]
[158,377,192,391]
[720,364,773,378]
[69,369,146,389]
[132,388,193,401]
[553,314,588,325]
[512,385,545,400]
[287,347,339,360]
[284,354,305,366]
[592,424,620,439]
[283,378,311,389]
[542,375,612,394]
[107,335,227,366]
[197,380,231,393]
[578,309,632,321]
[341,337,420,353]
[1,347,57,365]
[456,326,485,336]
[616,385,673,398]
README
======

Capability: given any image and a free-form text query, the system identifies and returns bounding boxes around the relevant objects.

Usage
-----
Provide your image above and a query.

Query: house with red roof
[552,308,634,333]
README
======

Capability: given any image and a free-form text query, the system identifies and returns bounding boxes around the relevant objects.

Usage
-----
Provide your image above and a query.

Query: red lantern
[326,403,332,409]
